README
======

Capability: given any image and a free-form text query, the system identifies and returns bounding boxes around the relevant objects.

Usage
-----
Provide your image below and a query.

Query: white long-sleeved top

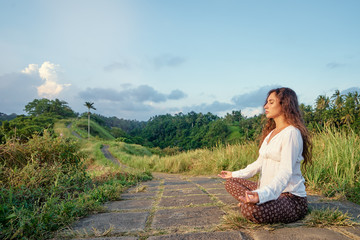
[232,125,306,204]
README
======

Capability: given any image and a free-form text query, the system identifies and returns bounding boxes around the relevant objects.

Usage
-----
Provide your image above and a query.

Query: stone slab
[141,181,162,187]
[159,194,213,208]
[187,177,222,185]
[72,212,148,234]
[252,227,352,240]
[104,199,154,211]
[125,186,159,193]
[163,180,192,186]
[152,206,224,229]
[197,183,224,189]
[338,226,360,238]
[162,187,205,197]
[215,194,239,206]
[205,188,229,195]
[76,237,138,240]
[163,182,196,190]
[120,192,158,199]
[147,231,246,240]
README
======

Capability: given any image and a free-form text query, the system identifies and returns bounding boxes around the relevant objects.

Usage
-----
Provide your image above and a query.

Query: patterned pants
[225,178,308,224]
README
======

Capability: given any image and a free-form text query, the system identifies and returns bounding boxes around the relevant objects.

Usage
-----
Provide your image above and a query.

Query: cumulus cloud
[79,85,186,104]
[231,85,281,109]
[131,85,167,103]
[21,64,39,75]
[180,101,234,115]
[22,61,70,99]
[168,89,187,100]
[78,85,188,120]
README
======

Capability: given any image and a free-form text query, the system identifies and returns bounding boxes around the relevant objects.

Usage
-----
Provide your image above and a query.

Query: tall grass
[109,141,258,175]
[304,128,360,202]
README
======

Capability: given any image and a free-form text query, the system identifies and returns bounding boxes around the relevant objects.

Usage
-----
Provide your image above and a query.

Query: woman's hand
[239,191,259,204]
[218,171,232,179]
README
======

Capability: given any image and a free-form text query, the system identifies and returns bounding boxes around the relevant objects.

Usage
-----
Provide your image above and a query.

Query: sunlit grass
[304,128,360,203]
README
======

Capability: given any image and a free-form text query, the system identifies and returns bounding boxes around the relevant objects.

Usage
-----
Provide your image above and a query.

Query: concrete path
[66,172,360,240]
[61,146,360,239]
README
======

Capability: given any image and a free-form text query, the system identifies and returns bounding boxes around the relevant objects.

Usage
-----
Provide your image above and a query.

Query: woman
[218,87,312,224]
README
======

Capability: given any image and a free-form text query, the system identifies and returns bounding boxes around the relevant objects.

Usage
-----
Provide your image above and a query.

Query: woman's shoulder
[283,125,301,136]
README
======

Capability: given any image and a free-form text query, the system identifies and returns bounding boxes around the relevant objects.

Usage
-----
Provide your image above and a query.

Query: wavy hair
[260,87,313,168]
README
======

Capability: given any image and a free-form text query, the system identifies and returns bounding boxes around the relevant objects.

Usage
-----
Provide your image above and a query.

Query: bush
[0,132,154,240]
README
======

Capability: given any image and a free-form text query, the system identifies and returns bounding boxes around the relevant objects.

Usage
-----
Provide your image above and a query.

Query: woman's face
[264,92,283,119]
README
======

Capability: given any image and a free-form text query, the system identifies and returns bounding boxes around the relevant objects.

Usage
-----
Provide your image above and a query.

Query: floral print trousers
[225,178,308,224]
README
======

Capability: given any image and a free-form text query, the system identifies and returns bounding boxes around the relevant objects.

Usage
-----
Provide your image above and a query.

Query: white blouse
[232,125,306,204]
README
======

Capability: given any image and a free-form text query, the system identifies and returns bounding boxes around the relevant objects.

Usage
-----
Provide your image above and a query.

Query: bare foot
[237,202,243,207]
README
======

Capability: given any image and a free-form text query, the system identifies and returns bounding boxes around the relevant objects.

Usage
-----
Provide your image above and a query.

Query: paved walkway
[63,147,360,240]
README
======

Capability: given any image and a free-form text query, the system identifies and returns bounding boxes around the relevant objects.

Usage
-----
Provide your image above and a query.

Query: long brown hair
[260,87,313,168]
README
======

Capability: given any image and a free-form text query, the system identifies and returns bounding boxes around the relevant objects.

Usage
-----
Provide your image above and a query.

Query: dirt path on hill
[62,149,360,240]
[67,123,83,139]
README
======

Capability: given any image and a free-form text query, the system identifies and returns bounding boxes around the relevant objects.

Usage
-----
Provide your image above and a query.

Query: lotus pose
[219,87,312,224]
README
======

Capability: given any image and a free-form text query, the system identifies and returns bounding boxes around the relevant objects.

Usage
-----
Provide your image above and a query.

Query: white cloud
[21,61,71,99]
[242,107,263,117]
[21,64,39,75]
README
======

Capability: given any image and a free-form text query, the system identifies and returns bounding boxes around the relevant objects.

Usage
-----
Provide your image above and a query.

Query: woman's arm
[231,155,263,179]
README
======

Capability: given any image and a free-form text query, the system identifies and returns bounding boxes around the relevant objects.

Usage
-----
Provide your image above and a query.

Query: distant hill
[0,112,17,122]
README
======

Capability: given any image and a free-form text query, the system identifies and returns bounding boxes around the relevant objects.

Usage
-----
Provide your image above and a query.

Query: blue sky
[1,0,359,121]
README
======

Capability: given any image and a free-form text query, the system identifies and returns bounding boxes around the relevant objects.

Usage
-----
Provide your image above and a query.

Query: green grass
[64,118,115,140]
[304,207,356,227]
[304,127,360,203]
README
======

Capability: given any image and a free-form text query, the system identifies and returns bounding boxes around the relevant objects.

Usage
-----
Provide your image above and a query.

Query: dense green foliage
[24,98,77,119]
[0,115,55,143]
[301,90,360,132]
[1,99,77,143]
[0,132,151,239]
[90,111,262,150]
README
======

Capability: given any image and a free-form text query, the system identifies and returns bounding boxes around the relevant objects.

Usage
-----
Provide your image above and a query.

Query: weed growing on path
[304,207,356,227]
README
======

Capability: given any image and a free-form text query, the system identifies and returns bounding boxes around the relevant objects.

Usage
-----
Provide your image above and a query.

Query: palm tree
[84,102,96,139]
[331,90,344,109]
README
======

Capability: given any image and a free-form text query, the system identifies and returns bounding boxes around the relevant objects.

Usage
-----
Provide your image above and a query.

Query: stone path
[62,146,360,240]
[67,123,83,139]
[65,172,360,240]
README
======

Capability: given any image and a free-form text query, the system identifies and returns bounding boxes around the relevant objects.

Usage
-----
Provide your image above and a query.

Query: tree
[24,98,76,118]
[84,102,96,139]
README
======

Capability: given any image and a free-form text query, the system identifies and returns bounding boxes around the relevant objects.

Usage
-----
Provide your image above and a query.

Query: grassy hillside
[54,118,114,140]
